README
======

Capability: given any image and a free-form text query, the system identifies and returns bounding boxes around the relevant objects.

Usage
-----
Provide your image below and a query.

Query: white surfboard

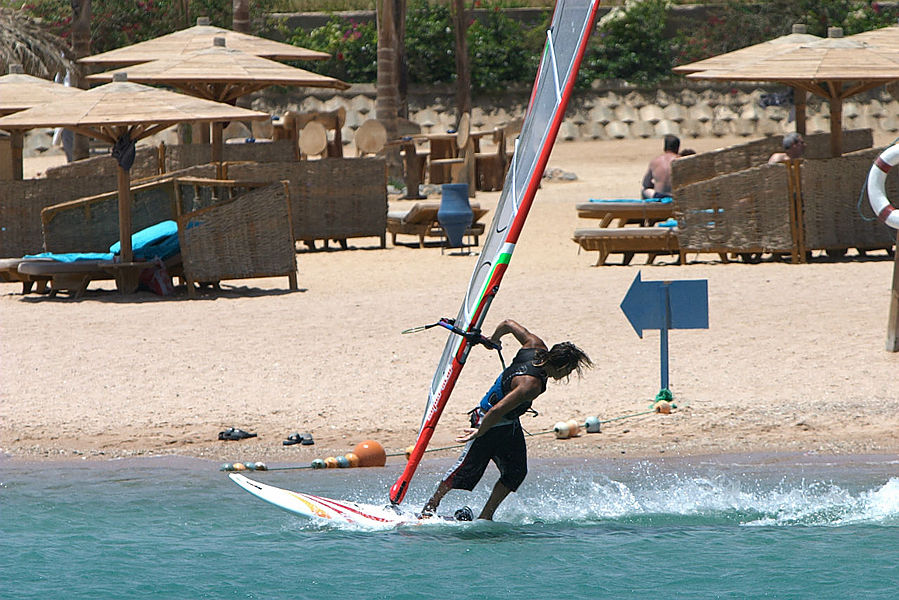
[229,474,457,527]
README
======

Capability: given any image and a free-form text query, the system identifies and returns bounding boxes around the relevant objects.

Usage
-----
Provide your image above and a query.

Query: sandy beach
[2,135,899,467]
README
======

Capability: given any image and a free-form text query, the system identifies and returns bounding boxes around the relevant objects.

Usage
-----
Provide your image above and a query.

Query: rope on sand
[233,401,681,472]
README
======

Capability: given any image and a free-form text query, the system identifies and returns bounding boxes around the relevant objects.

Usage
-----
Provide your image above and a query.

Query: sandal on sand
[300,433,315,446]
[283,433,302,446]
[218,428,257,441]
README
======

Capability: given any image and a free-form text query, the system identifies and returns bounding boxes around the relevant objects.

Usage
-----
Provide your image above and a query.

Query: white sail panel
[390,0,600,505]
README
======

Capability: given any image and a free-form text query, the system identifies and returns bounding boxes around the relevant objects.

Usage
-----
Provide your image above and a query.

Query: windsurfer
[421,319,592,520]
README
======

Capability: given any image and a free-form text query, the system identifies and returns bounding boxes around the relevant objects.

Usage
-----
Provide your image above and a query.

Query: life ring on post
[867,145,899,229]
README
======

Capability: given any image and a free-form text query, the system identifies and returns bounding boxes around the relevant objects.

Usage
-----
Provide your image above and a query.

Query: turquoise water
[2,454,897,599]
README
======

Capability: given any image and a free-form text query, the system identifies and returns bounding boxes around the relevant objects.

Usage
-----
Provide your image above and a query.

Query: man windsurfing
[421,319,592,520]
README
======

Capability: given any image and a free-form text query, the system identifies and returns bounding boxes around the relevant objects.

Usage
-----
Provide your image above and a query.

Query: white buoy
[554,421,571,439]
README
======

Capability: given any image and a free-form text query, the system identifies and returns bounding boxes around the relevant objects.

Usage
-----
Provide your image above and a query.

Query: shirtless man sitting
[641,134,680,199]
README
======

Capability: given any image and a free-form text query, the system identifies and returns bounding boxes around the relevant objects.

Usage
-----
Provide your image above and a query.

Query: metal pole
[660,283,671,391]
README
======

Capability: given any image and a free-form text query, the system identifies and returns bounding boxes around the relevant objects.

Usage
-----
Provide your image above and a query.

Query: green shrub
[403,3,456,85]
[468,7,546,91]
[15,0,277,55]
[285,17,378,81]
[583,0,674,86]
[283,0,547,90]
[675,0,899,66]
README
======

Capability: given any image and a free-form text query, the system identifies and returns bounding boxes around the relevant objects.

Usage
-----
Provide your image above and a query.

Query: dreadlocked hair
[534,341,593,379]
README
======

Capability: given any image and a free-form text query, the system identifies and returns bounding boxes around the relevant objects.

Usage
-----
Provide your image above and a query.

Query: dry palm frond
[0,7,75,79]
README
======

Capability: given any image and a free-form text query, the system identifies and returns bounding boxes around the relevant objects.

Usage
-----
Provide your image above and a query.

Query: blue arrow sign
[620,271,709,394]
[620,272,708,338]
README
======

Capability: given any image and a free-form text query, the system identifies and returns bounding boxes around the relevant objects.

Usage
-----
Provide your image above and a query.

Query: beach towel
[588,197,673,204]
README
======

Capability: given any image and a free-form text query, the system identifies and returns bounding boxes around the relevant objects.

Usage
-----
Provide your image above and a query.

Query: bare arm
[489,319,546,350]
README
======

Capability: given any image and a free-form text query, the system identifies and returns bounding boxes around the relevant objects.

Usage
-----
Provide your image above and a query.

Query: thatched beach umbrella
[79,16,329,69]
[675,24,822,135]
[686,28,899,157]
[86,37,350,104]
[0,64,85,180]
[0,76,268,275]
[0,65,85,117]
[674,25,821,75]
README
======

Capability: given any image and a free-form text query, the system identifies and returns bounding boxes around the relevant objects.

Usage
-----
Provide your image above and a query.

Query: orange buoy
[353,440,387,467]
[404,445,415,460]
[655,401,672,414]
[324,456,338,468]
[566,419,581,437]
[345,452,360,468]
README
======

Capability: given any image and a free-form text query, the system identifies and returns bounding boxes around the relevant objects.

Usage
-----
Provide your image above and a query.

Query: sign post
[620,271,709,396]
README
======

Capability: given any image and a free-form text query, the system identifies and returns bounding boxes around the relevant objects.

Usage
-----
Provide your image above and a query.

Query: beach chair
[387,201,487,248]
[573,223,681,266]
[16,220,182,298]
[576,198,675,228]
[0,257,51,293]
[474,119,521,192]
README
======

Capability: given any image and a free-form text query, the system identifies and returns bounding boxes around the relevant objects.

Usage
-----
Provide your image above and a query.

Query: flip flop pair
[218,428,257,441]
[282,433,314,446]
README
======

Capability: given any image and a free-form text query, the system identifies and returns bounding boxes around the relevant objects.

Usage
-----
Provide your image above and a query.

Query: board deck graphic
[230,474,458,526]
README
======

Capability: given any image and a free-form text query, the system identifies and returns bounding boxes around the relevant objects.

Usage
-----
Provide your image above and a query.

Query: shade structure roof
[79,17,329,67]
[0,70,85,116]
[86,39,349,104]
[685,30,899,156]
[673,25,821,75]
[686,36,899,84]
[850,23,899,50]
[0,78,268,143]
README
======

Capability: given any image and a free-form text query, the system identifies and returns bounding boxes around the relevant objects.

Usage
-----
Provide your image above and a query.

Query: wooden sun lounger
[573,227,680,266]
[16,256,183,299]
[576,201,675,228]
[387,201,488,248]
[0,257,51,294]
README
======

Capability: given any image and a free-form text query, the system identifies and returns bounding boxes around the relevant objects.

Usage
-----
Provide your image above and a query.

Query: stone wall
[248,82,899,148]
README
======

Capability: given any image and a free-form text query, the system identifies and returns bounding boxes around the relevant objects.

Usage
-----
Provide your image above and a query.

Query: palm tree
[0,7,75,80]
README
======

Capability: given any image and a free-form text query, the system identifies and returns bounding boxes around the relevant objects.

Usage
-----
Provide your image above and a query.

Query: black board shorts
[442,420,528,492]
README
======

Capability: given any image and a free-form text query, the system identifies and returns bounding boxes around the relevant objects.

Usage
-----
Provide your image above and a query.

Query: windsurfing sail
[388,0,600,505]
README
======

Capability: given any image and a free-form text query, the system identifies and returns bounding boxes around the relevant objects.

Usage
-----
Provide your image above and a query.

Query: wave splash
[508,467,899,528]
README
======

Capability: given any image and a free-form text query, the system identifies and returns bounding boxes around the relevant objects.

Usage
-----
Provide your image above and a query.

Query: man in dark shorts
[422,319,592,520]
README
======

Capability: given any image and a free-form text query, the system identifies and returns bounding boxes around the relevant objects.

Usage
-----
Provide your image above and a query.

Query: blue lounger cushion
[656,218,679,228]
[588,197,673,204]
[109,220,179,260]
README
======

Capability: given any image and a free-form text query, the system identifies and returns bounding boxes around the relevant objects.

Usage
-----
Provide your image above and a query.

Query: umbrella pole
[212,121,224,179]
[115,165,141,294]
[793,87,806,135]
[117,165,133,263]
[829,92,843,157]
[10,131,24,180]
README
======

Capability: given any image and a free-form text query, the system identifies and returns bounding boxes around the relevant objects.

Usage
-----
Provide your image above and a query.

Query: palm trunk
[452,0,471,122]
[232,0,250,33]
[71,0,91,161]
[376,0,402,177]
